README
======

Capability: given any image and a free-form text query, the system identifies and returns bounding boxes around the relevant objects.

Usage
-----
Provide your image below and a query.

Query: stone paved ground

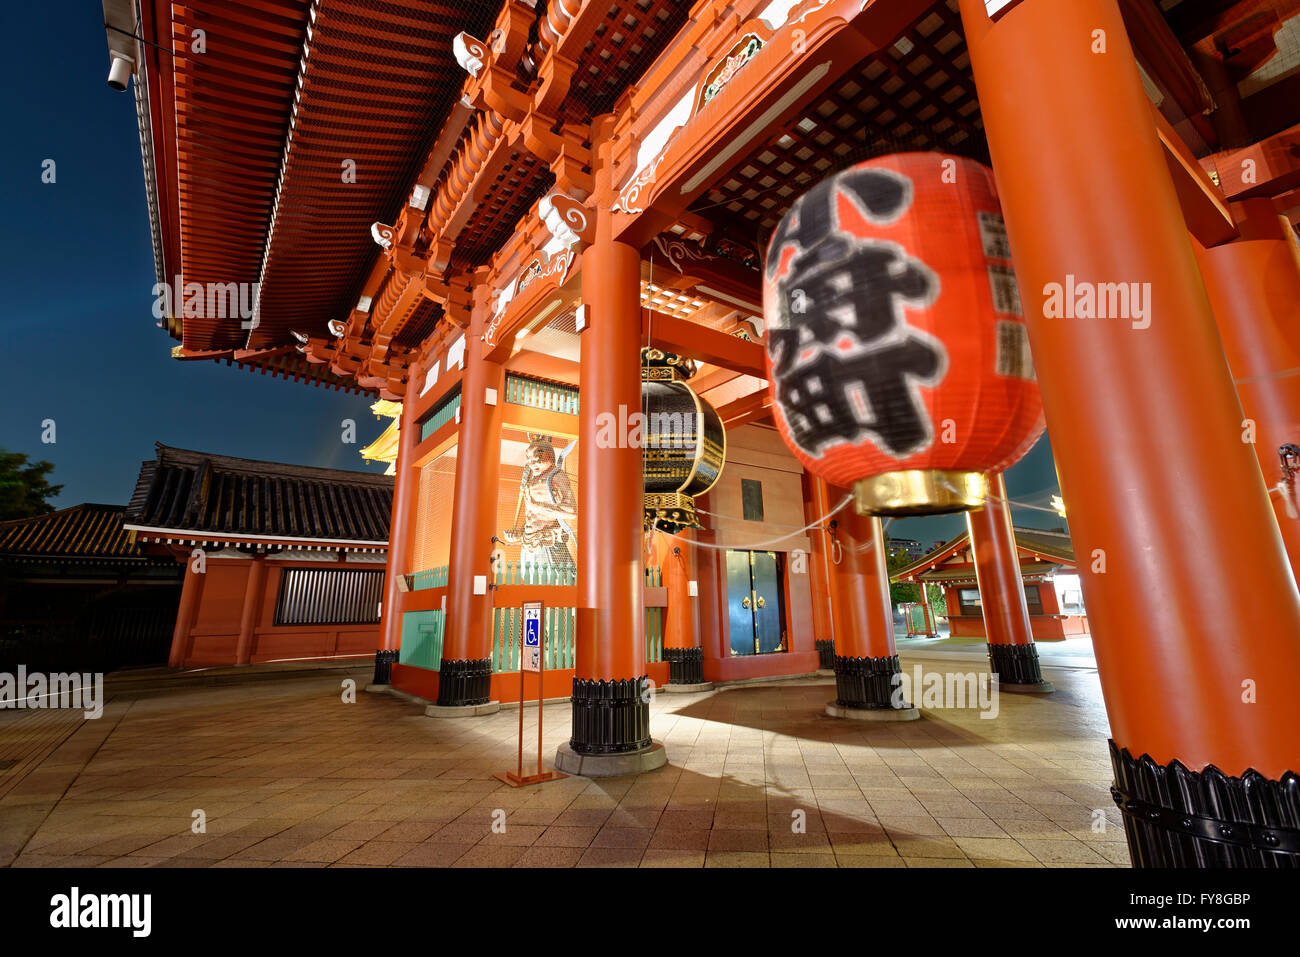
[0,656,1129,868]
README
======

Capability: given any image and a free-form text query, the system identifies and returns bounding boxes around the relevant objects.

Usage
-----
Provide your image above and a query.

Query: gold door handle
[756,596,766,608]
[742,596,751,609]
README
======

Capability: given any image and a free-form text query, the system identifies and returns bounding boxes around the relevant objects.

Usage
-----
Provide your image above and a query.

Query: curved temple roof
[0,504,151,562]
[125,443,395,544]
[890,525,1076,584]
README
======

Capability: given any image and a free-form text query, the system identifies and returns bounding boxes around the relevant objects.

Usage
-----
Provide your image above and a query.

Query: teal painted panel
[399,609,445,671]
[419,389,462,442]
[408,566,448,591]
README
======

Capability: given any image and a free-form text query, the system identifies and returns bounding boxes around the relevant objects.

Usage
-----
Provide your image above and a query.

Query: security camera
[107,53,134,91]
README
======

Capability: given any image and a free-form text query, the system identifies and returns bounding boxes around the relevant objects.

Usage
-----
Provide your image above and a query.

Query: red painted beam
[1207,122,1300,203]
[641,311,765,378]
[1152,104,1238,247]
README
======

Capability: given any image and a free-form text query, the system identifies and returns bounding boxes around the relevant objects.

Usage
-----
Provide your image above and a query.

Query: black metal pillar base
[815,639,836,670]
[436,658,492,707]
[832,654,913,710]
[665,647,704,685]
[1110,741,1300,867]
[569,676,652,754]
[372,648,398,685]
[986,642,1054,692]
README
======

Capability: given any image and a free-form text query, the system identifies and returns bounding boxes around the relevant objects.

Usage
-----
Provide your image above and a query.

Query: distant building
[0,503,182,670]
[887,538,925,560]
[124,444,394,668]
[890,526,1088,641]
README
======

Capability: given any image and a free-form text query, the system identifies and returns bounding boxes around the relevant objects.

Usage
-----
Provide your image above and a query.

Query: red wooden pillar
[959,0,1300,865]
[662,529,707,687]
[966,473,1053,692]
[693,492,728,670]
[234,553,267,666]
[1194,199,1300,584]
[918,584,936,637]
[558,114,664,775]
[373,387,420,684]
[825,484,917,719]
[168,551,204,668]
[437,291,505,711]
[806,475,838,669]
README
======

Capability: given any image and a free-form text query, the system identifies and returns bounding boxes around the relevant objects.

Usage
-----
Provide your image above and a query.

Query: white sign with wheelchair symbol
[522,602,543,673]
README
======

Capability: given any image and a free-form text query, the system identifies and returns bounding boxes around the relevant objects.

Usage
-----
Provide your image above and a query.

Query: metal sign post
[495,600,565,787]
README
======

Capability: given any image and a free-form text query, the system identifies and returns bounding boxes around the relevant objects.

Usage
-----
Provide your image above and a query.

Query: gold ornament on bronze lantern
[641,347,726,532]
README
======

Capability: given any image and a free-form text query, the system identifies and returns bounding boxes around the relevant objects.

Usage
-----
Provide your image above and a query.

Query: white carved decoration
[653,234,708,273]
[453,32,487,76]
[327,319,346,338]
[538,192,590,256]
[370,222,395,249]
[757,0,803,27]
[490,276,518,325]
[612,151,665,215]
[636,88,695,173]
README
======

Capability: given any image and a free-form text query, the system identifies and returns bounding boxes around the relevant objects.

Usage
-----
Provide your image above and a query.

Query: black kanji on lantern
[767,167,946,458]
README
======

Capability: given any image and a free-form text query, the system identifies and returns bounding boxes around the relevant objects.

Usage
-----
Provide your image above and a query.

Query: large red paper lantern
[763,152,1045,515]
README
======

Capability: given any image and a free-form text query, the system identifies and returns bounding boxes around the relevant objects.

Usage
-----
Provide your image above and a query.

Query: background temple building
[100,0,1300,866]
[0,504,182,671]
[892,526,1088,641]
[124,445,393,668]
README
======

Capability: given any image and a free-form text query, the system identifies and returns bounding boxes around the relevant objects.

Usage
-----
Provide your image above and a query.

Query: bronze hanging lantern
[641,347,726,531]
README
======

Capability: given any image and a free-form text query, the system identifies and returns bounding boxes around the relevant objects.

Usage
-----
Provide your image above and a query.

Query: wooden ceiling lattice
[558,0,691,121]
[641,281,706,320]
[687,0,988,243]
[393,298,444,349]
[454,158,555,267]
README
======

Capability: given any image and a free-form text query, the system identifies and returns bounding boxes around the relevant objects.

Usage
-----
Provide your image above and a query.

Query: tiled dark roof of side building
[124,444,394,543]
[0,503,146,560]
[890,526,1076,583]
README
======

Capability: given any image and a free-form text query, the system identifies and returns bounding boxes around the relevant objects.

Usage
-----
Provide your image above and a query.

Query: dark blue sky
[0,4,388,509]
[0,3,1059,541]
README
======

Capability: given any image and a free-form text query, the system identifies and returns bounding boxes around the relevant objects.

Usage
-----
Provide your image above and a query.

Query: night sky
[0,5,388,511]
[0,4,1061,541]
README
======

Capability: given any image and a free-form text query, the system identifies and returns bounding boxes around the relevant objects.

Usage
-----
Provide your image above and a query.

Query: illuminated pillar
[918,583,936,637]
[557,114,666,775]
[807,475,838,669]
[960,0,1300,865]
[825,485,917,720]
[967,473,1053,692]
[1194,199,1300,582]
[662,530,709,689]
[168,552,204,668]
[373,394,418,684]
[234,553,267,666]
[436,292,505,712]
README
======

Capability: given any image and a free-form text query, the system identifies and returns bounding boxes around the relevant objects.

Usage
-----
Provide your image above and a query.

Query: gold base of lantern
[645,492,702,532]
[854,470,988,516]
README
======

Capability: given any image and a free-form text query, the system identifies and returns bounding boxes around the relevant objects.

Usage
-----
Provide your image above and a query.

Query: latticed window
[274,568,384,626]
[1023,584,1043,614]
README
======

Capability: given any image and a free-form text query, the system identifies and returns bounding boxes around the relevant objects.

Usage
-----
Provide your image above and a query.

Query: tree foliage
[886,547,947,616]
[0,450,62,521]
